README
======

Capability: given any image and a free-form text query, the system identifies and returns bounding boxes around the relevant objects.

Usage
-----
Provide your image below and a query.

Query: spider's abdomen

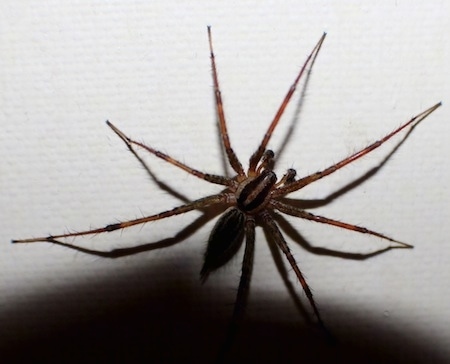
[237,170,277,214]
[200,207,245,282]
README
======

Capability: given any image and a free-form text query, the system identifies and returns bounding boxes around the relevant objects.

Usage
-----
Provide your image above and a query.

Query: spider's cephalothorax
[13,26,441,360]
[236,168,277,214]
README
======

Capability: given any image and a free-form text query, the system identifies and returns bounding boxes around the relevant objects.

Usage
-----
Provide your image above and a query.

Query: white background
[1,1,448,362]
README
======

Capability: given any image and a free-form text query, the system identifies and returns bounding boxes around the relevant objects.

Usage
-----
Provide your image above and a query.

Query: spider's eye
[200,208,245,282]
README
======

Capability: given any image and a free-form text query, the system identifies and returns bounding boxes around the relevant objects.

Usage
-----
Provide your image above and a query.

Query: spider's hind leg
[261,211,335,342]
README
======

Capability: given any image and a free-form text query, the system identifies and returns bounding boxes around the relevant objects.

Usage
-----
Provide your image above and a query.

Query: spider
[13,27,441,359]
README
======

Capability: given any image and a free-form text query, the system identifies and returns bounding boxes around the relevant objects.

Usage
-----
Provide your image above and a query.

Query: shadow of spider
[13,26,441,362]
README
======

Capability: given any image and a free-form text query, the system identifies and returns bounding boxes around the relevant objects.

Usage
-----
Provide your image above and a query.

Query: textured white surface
[1,1,449,362]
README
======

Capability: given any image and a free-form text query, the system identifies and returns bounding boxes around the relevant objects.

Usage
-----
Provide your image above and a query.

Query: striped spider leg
[13,27,441,360]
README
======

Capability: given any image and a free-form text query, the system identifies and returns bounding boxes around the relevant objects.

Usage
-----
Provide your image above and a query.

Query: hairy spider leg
[248,32,327,174]
[261,211,331,338]
[12,194,230,243]
[271,200,412,248]
[106,121,231,187]
[273,102,442,197]
[208,26,245,177]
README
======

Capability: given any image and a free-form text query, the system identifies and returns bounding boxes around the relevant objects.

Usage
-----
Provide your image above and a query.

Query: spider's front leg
[273,102,442,197]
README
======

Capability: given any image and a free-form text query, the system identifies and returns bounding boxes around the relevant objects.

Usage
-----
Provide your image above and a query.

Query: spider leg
[273,102,442,197]
[108,122,195,205]
[207,26,245,177]
[12,193,230,243]
[248,33,326,174]
[261,211,332,339]
[272,200,412,248]
[107,121,232,187]
[217,216,256,363]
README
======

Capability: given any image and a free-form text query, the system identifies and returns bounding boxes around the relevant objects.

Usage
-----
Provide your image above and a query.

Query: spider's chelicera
[13,27,441,356]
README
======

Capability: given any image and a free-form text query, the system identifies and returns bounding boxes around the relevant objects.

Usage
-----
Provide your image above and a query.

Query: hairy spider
[13,27,441,359]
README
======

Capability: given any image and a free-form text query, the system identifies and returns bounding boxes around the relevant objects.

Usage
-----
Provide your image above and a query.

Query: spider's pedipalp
[255,149,275,174]
[275,168,297,187]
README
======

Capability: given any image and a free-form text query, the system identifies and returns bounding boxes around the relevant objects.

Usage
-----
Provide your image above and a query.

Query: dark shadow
[1,257,446,363]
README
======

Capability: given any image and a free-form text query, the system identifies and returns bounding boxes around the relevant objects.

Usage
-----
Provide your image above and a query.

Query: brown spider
[13,27,441,358]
